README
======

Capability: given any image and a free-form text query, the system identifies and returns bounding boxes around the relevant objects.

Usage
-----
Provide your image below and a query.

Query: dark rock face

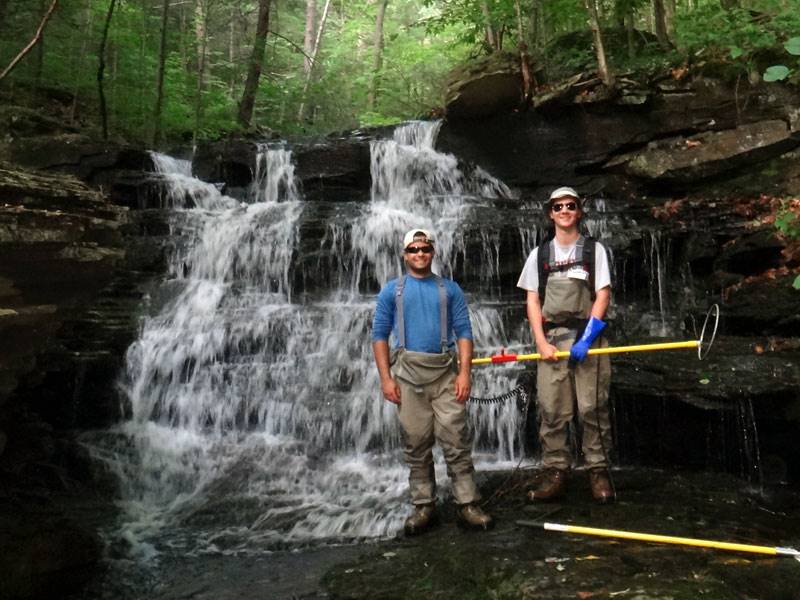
[0,163,168,599]
[438,72,800,191]
[193,135,374,203]
[444,51,523,119]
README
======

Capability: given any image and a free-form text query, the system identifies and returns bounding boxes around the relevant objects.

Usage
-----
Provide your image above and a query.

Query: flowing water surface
[85,122,550,561]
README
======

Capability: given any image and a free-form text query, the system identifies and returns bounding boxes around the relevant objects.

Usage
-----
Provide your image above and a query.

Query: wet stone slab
[322,468,800,600]
[74,468,800,600]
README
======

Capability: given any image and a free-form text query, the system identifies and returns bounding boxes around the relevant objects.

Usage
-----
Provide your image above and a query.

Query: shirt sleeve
[448,282,473,341]
[594,242,612,291]
[516,247,539,292]
[371,282,396,342]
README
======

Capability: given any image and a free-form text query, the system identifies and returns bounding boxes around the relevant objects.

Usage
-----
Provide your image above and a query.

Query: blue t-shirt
[372,274,473,353]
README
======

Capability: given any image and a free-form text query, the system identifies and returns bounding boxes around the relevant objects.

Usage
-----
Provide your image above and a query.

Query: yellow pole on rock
[544,522,800,558]
[471,340,700,366]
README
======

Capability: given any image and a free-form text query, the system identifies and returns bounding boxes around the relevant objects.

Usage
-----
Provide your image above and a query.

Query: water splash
[149,151,238,210]
[90,125,525,560]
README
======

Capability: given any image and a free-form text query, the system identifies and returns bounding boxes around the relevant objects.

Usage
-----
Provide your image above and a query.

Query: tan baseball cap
[402,228,435,249]
[548,186,580,202]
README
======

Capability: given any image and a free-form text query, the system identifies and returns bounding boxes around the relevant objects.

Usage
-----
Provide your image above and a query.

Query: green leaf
[699,378,711,385]
[763,65,791,82]
[793,275,800,290]
[730,46,743,59]
[785,37,800,56]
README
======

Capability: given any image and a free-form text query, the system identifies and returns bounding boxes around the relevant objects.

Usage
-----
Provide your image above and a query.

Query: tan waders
[392,349,481,508]
[532,276,613,502]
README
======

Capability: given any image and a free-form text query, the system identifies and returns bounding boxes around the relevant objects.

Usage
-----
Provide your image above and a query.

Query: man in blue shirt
[372,229,493,535]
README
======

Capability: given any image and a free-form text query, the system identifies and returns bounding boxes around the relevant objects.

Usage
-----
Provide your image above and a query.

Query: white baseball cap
[402,228,435,249]
[548,186,580,202]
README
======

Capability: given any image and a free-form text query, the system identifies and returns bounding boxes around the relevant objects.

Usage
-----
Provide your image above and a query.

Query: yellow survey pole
[472,340,700,365]
[544,522,800,557]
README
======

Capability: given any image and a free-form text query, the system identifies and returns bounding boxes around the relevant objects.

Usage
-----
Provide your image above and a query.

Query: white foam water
[87,124,528,560]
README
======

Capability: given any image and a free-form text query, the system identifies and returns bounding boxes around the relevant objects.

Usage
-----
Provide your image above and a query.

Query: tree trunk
[530,0,545,50]
[0,0,9,34]
[97,0,116,139]
[237,0,271,127]
[152,0,170,146]
[626,13,635,59]
[70,0,93,123]
[480,1,497,52]
[653,0,671,50]
[193,0,211,147]
[515,0,534,101]
[664,0,675,36]
[296,0,331,122]
[583,0,614,88]
[228,5,236,95]
[303,0,316,75]
[33,0,46,92]
[0,0,59,82]
[367,0,388,111]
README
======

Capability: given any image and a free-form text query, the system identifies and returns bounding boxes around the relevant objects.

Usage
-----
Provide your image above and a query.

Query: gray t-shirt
[517,239,611,293]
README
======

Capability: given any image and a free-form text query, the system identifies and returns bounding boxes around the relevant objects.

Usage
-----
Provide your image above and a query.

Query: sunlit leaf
[793,274,800,290]
[729,46,743,59]
[785,37,800,56]
[763,65,791,82]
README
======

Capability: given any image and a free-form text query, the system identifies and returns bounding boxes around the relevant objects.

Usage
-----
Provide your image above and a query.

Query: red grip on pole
[491,353,518,363]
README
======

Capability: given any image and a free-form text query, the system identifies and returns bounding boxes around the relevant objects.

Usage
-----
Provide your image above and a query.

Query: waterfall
[87,123,528,560]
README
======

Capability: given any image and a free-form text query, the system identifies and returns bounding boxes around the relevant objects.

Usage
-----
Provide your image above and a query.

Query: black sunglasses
[551,201,578,212]
[405,246,434,254]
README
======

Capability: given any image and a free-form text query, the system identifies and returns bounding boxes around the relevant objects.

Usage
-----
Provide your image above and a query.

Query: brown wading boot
[526,468,568,502]
[589,468,615,504]
[403,504,438,536]
[456,503,494,531]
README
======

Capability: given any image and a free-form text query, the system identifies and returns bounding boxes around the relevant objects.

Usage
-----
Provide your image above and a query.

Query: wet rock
[0,133,152,186]
[194,136,374,202]
[0,512,102,600]
[723,274,800,336]
[293,140,372,202]
[321,469,800,600]
[605,120,800,182]
[192,138,256,188]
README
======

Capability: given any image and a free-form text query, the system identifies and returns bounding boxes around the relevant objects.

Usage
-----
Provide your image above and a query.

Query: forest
[0,0,799,146]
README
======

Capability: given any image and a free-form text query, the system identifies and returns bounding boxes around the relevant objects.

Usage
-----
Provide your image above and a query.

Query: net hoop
[698,303,720,361]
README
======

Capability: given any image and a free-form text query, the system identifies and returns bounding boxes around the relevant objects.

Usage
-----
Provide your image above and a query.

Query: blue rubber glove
[569,317,607,364]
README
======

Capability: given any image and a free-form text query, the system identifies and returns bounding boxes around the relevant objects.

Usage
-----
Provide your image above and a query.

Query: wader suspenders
[395,275,448,352]
[537,235,597,304]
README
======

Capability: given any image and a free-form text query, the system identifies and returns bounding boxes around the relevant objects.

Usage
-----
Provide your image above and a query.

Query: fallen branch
[0,0,59,82]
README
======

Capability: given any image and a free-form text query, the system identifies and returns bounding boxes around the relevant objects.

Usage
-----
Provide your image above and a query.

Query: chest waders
[390,275,456,393]
[538,261,613,475]
[389,275,481,508]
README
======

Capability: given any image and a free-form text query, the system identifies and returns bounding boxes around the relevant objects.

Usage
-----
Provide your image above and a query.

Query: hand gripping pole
[472,305,720,366]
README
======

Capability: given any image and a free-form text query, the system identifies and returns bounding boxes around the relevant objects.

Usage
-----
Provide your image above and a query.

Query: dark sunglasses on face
[405,246,434,254]
[551,201,578,213]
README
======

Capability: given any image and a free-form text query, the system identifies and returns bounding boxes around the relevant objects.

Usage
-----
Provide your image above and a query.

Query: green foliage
[1,0,799,142]
[763,36,800,83]
[774,199,800,290]
[775,200,800,239]
[763,64,790,81]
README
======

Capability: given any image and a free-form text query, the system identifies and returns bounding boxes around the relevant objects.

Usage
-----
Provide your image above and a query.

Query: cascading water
[87,123,532,561]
